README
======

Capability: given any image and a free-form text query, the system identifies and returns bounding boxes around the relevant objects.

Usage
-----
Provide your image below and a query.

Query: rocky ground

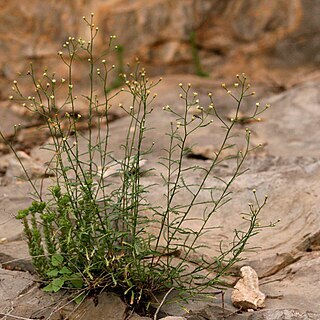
[1,71,320,319]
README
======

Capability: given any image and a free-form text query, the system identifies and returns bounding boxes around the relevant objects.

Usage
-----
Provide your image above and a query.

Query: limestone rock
[1,0,320,97]
[5,151,53,180]
[187,145,215,160]
[231,266,265,311]
[160,317,187,320]
[98,158,147,178]
[65,292,147,320]
[0,268,34,310]
[243,309,320,320]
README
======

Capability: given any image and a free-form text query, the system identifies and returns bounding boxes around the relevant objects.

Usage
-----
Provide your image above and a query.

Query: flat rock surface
[1,74,320,318]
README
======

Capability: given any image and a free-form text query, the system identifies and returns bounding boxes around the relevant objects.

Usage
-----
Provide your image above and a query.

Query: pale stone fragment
[231,266,266,311]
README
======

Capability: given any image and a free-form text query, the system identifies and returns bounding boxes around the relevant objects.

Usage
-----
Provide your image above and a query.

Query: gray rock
[66,292,147,320]
[5,151,52,180]
[244,309,320,320]
[0,268,34,307]
[160,317,187,320]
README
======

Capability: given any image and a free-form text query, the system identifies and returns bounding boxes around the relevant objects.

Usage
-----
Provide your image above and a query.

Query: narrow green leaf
[43,283,54,293]
[59,266,72,275]
[70,275,84,289]
[47,269,59,277]
[74,293,86,304]
[52,278,65,292]
[51,254,64,266]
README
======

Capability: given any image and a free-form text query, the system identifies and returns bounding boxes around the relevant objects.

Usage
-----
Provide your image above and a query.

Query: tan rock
[1,0,319,97]
[64,292,148,320]
[5,151,52,180]
[159,317,187,320]
[231,266,266,311]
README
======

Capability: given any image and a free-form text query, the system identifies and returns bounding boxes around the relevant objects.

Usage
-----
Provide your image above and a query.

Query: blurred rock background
[0,0,319,99]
